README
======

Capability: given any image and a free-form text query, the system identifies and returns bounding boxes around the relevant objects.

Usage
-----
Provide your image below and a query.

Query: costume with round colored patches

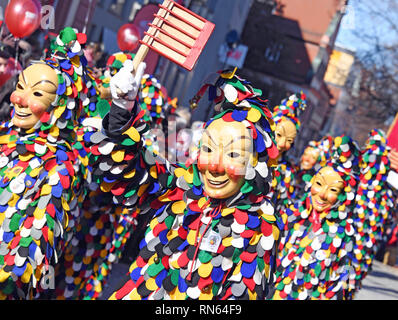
[91,69,281,300]
[271,135,361,300]
[271,92,307,219]
[0,27,98,299]
[61,52,185,300]
[350,129,395,296]
[53,51,140,300]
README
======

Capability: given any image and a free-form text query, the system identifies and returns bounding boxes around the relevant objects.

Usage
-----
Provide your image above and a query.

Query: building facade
[324,45,356,139]
[239,0,348,159]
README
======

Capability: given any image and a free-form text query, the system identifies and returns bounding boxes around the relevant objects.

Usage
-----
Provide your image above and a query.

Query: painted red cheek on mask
[226,164,245,181]
[328,194,337,204]
[310,185,320,197]
[29,101,47,115]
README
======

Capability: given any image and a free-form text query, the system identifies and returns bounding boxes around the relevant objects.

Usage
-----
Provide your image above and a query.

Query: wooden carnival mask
[310,166,344,213]
[197,118,255,199]
[300,146,320,170]
[274,117,297,155]
[11,63,58,129]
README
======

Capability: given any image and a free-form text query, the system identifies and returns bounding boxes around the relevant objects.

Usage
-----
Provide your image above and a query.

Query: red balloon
[5,0,42,39]
[117,24,140,52]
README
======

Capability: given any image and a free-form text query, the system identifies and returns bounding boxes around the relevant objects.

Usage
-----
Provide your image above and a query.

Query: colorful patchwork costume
[272,135,361,300]
[271,92,307,218]
[0,27,98,299]
[349,129,395,296]
[87,69,283,300]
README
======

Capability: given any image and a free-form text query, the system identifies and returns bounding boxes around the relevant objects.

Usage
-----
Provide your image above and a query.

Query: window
[264,41,283,63]
[109,0,126,16]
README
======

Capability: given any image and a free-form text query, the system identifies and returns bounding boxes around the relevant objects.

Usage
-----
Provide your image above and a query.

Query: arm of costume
[85,60,177,210]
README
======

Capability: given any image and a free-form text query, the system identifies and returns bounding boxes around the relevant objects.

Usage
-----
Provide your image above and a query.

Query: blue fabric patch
[178,274,188,292]
[51,183,63,198]
[131,267,142,281]
[211,266,224,283]
[156,269,168,288]
[241,260,256,278]
[246,214,260,229]
[231,110,247,122]
[12,264,26,277]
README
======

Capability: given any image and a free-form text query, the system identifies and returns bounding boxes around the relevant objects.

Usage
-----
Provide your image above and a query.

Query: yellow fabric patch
[172,200,186,214]
[111,149,125,163]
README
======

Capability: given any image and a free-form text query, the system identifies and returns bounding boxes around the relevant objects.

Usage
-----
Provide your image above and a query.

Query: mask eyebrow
[330,181,344,186]
[32,79,58,90]
[224,135,252,148]
[318,171,344,185]
[19,71,27,84]
[202,129,218,146]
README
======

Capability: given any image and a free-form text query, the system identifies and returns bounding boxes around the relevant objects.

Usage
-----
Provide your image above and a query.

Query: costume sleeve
[83,102,177,210]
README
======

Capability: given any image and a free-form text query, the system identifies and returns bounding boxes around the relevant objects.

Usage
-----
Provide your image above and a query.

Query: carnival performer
[270,92,307,216]
[57,51,192,300]
[54,51,189,300]
[85,63,281,300]
[347,129,396,297]
[0,26,99,299]
[271,135,361,300]
[53,51,143,300]
[293,135,333,201]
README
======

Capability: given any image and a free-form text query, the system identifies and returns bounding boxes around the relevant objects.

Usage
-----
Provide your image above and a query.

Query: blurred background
[0,0,397,160]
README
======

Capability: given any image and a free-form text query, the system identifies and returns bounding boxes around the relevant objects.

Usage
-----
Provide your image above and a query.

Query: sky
[336,0,398,54]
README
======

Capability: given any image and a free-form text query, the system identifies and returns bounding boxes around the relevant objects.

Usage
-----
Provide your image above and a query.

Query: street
[355,261,398,300]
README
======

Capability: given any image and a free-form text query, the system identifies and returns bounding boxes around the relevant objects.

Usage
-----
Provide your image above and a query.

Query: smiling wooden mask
[310,166,345,213]
[11,63,58,129]
[197,117,256,199]
[300,146,320,170]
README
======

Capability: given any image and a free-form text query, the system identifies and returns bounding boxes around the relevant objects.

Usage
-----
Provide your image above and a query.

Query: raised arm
[83,61,176,211]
